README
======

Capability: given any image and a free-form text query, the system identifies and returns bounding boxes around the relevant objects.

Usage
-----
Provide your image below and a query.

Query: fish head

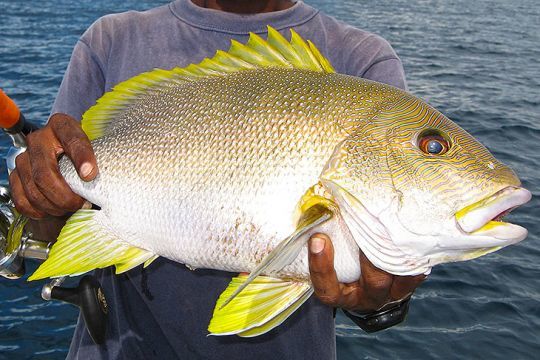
[321,95,531,275]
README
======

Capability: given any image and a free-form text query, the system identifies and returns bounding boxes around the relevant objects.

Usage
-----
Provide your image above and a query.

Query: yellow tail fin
[29,210,157,280]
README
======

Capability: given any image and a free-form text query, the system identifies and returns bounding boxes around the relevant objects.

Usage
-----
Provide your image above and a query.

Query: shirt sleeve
[362,57,408,91]
[50,30,107,121]
[339,31,407,91]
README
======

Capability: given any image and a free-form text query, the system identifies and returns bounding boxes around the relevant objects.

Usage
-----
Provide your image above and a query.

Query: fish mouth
[455,186,531,242]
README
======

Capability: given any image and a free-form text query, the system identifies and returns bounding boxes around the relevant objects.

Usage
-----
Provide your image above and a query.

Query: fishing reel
[0,89,108,344]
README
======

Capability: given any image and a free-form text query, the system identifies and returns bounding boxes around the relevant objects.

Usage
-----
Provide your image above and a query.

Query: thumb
[308,233,335,276]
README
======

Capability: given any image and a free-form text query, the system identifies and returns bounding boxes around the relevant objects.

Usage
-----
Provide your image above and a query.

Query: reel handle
[44,275,108,344]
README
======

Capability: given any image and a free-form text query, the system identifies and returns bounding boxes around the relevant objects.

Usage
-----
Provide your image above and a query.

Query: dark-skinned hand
[9,113,98,219]
[308,233,426,312]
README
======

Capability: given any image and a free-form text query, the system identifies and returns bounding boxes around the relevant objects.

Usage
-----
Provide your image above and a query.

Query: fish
[27,26,531,337]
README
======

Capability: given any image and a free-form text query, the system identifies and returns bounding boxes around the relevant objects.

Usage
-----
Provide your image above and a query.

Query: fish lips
[455,186,531,244]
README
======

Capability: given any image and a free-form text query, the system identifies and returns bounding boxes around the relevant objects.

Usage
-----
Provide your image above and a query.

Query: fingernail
[80,162,93,178]
[81,201,92,209]
[310,236,325,254]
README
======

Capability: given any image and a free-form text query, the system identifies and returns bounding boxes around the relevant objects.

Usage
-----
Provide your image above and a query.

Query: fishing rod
[0,88,108,344]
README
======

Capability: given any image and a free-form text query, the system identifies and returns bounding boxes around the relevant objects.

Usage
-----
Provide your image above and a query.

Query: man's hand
[308,233,426,312]
[9,113,97,219]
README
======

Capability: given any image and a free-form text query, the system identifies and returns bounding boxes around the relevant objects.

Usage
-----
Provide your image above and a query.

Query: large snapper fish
[29,27,531,336]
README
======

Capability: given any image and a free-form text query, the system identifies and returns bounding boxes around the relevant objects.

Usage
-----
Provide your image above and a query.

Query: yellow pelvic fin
[81,26,335,140]
[28,210,157,281]
[208,274,313,337]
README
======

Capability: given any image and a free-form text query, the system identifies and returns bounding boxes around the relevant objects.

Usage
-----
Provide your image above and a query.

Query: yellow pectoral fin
[208,274,313,337]
[28,209,157,281]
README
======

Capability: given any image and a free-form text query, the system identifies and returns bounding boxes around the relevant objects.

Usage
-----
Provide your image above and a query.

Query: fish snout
[455,186,531,243]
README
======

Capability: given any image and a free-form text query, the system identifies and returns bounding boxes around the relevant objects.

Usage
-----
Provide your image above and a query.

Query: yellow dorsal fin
[81,26,335,140]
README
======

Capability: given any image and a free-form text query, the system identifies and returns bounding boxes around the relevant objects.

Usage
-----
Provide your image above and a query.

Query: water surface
[0,0,538,358]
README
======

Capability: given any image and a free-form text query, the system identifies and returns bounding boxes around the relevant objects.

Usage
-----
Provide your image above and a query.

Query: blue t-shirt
[52,1,407,359]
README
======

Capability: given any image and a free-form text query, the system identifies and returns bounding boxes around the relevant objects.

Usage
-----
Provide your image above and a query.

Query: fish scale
[61,69,364,277]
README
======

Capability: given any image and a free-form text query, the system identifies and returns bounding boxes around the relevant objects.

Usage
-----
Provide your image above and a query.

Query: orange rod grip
[0,88,21,129]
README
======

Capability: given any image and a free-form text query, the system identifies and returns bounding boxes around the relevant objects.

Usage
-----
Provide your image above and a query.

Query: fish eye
[417,130,450,155]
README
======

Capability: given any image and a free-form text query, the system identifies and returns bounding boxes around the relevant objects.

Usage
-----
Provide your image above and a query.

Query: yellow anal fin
[28,209,156,281]
[208,274,312,336]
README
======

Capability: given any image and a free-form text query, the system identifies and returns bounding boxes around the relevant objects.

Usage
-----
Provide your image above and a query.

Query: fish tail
[29,209,157,281]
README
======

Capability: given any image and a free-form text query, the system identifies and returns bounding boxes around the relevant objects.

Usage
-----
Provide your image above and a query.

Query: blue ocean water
[0,0,538,358]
